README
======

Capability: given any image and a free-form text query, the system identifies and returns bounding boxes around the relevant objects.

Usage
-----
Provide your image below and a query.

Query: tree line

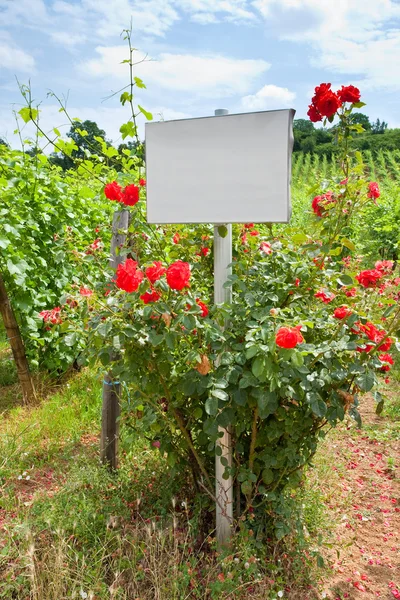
[293,113,400,155]
[1,113,399,165]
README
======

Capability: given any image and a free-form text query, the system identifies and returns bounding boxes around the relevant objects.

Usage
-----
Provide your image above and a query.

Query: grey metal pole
[214,108,233,544]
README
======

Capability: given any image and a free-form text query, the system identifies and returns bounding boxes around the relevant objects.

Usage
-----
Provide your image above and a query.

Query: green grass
[0,370,323,600]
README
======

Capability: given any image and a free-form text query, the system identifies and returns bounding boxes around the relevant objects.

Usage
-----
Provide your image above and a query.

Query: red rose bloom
[139,178,146,187]
[344,287,357,297]
[375,260,394,274]
[312,83,332,102]
[377,335,393,352]
[200,246,209,256]
[145,261,166,284]
[241,233,248,245]
[173,233,180,244]
[378,353,394,372]
[307,104,322,123]
[367,182,380,199]
[140,289,161,304]
[356,269,383,288]
[196,298,209,317]
[357,321,380,341]
[79,286,93,297]
[166,261,191,290]
[295,278,300,287]
[312,191,335,217]
[104,181,123,202]
[334,306,352,319]
[116,258,144,292]
[260,241,272,255]
[250,230,259,237]
[244,223,254,229]
[39,306,62,324]
[275,325,304,349]
[122,184,140,206]
[315,290,336,303]
[316,90,342,118]
[337,85,361,104]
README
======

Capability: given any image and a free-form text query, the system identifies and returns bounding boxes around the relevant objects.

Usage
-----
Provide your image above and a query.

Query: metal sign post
[214,108,233,544]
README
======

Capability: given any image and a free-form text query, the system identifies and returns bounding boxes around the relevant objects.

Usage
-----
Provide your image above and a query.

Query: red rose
[244,223,254,229]
[250,230,259,237]
[200,246,209,256]
[166,261,191,290]
[315,290,335,303]
[39,306,62,324]
[104,181,123,202]
[334,306,352,319]
[316,90,342,118]
[337,85,361,104]
[116,258,144,292]
[241,233,247,245]
[307,104,322,123]
[378,353,394,372]
[145,261,166,284]
[139,178,146,187]
[79,286,93,297]
[295,278,300,287]
[122,184,140,206]
[173,233,180,244]
[375,260,393,274]
[357,321,379,341]
[275,325,304,349]
[377,335,393,352]
[344,287,357,297]
[312,83,332,102]
[260,241,272,255]
[367,182,380,199]
[312,195,324,217]
[140,289,161,304]
[196,298,209,317]
[356,269,383,288]
[312,191,335,217]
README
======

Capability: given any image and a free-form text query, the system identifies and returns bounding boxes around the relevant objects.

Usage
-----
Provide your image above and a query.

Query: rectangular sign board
[145,108,295,224]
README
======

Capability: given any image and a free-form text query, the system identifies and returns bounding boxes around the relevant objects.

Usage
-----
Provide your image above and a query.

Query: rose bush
[39,81,399,541]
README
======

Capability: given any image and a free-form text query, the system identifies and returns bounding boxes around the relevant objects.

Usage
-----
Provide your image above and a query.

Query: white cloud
[174,0,256,23]
[80,46,270,96]
[0,41,35,72]
[242,84,295,110]
[50,31,87,48]
[80,0,180,38]
[0,0,51,27]
[252,0,400,90]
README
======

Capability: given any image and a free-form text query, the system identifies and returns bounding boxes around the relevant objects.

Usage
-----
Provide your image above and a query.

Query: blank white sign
[145,109,295,224]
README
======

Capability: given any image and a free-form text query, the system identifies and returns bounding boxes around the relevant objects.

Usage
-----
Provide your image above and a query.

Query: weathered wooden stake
[100,209,130,469]
[100,374,121,469]
[0,271,36,403]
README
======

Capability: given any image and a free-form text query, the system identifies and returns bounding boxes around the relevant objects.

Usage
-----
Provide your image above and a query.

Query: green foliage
[293,113,399,156]
[49,119,110,170]
[0,144,114,372]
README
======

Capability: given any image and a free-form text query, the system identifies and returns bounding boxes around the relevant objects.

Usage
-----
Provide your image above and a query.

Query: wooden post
[100,373,121,469]
[100,209,130,469]
[0,271,36,403]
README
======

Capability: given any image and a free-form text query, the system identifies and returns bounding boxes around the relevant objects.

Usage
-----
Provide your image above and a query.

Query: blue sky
[1,0,399,148]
